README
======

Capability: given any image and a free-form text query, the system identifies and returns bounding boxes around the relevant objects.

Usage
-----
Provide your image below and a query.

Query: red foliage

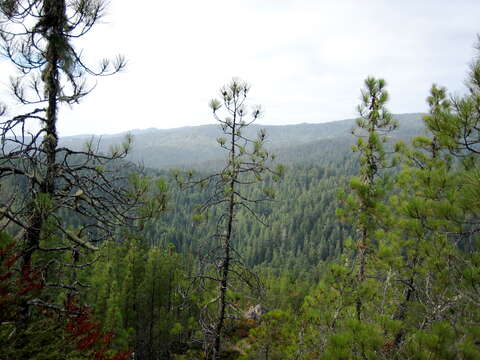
[65,296,132,360]
[3,253,20,268]
[0,241,44,322]
[0,239,131,360]
[0,271,13,281]
[0,241,15,257]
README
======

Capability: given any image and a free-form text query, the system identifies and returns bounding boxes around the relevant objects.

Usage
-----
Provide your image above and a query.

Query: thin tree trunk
[356,226,367,321]
[213,111,237,359]
[149,264,156,360]
[392,255,419,349]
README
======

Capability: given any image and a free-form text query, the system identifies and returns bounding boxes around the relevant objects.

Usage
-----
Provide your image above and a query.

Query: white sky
[1,0,480,136]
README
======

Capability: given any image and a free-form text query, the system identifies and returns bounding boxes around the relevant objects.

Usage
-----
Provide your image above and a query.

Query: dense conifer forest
[0,1,479,359]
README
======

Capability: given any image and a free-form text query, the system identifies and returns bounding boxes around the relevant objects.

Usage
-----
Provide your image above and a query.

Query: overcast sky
[2,0,480,136]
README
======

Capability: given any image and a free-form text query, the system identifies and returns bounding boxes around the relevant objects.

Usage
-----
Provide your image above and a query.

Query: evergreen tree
[0,0,166,306]
[383,37,480,358]
[176,78,283,359]
[337,76,397,321]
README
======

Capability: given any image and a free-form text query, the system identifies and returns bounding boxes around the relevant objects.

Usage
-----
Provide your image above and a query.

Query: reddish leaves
[0,271,12,282]
[65,297,132,360]
[16,264,44,296]
[3,253,20,268]
[0,239,130,360]
[0,240,44,322]
[0,241,15,257]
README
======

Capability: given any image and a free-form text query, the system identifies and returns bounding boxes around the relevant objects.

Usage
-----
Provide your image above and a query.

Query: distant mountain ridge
[60,113,427,169]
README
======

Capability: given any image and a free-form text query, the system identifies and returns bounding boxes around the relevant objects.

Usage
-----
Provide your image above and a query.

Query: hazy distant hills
[60,113,427,169]
[56,113,429,268]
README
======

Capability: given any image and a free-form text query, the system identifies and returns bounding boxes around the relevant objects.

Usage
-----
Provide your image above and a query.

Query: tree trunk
[213,112,237,359]
[23,0,63,266]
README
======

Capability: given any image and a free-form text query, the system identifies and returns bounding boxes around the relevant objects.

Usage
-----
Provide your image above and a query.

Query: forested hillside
[60,113,425,169]
[123,113,424,275]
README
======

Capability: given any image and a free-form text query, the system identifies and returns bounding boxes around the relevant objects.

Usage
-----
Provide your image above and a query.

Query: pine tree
[176,78,283,359]
[338,76,397,321]
[383,37,480,358]
[0,0,167,310]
